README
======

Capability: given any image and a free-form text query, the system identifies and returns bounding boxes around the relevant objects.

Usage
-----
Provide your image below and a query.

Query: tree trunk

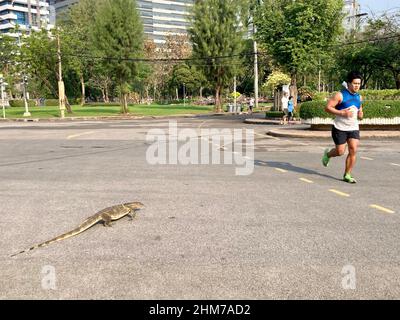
[176,87,179,100]
[120,93,128,114]
[80,75,85,106]
[393,71,400,90]
[200,86,203,99]
[65,96,72,114]
[101,88,106,103]
[215,85,222,113]
[105,84,109,103]
[290,74,298,108]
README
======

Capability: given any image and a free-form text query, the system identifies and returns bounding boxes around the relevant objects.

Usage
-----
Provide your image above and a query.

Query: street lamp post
[0,74,6,119]
[22,74,31,117]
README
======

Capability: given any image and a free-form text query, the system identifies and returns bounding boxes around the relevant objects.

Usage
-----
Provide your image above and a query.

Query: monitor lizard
[11,202,144,257]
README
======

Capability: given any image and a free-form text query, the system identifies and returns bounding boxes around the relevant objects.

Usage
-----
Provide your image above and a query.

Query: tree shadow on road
[254,160,342,182]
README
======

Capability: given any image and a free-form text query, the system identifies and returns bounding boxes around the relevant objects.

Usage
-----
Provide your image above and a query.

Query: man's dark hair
[347,71,363,83]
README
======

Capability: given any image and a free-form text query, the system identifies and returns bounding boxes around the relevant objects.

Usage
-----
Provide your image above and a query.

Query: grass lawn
[2,104,215,119]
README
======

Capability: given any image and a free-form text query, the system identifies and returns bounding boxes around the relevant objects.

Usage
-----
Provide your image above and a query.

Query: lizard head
[124,202,145,211]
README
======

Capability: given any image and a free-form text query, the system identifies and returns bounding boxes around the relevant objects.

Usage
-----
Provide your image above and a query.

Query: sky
[358,0,400,16]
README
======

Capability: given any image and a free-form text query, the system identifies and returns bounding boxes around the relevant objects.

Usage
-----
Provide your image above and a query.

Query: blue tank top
[336,89,361,111]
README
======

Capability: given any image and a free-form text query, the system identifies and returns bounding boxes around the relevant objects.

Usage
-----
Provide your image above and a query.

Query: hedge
[84,102,121,107]
[308,90,400,102]
[44,99,59,106]
[300,100,400,119]
[359,90,400,101]
[266,110,300,118]
[9,100,36,108]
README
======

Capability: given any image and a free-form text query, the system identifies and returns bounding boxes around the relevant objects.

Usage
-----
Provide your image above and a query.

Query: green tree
[92,0,144,113]
[255,0,344,104]
[61,0,101,105]
[188,0,249,112]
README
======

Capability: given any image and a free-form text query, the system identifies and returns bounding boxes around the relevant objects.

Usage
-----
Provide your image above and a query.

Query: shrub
[44,99,59,106]
[265,111,285,118]
[312,92,331,101]
[84,102,121,107]
[359,90,400,101]
[9,100,36,108]
[300,100,400,119]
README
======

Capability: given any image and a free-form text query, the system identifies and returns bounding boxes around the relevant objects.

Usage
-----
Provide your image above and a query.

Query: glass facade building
[0,0,53,37]
[50,0,194,44]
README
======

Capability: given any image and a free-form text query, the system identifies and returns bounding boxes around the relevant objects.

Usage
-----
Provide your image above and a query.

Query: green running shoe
[322,148,330,167]
[343,173,357,184]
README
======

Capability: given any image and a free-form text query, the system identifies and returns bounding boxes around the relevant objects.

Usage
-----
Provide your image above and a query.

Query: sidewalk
[0,113,215,122]
[266,126,400,139]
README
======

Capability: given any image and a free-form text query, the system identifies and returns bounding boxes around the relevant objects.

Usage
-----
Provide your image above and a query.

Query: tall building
[0,0,53,37]
[50,0,194,44]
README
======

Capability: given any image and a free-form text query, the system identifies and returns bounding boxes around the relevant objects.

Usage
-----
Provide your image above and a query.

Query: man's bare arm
[325,92,352,118]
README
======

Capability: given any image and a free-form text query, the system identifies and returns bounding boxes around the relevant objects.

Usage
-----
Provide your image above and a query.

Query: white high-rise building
[0,0,53,37]
[50,0,194,44]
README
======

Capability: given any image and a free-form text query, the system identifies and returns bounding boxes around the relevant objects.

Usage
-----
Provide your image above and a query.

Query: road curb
[267,128,400,139]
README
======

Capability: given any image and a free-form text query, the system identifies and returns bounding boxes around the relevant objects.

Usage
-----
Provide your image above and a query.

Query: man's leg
[328,144,346,158]
[345,138,359,175]
[322,144,346,167]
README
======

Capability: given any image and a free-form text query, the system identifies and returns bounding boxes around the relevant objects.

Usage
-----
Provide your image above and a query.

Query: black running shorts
[331,126,360,145]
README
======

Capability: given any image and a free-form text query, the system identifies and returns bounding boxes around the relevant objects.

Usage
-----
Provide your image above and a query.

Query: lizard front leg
[102,214,113,227]
[128,210,137,221]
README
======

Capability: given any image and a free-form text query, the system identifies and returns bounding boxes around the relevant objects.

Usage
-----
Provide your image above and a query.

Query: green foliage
[300,100,400,119]
[265,111,285,118]
[9,100,36,108]
[44,99,60,107]
[255,0,344,76]
[313,92,331,101]
[359,90,400,101]
[188,0,249,111]
[92,0,144,112]
[263,71,291,93]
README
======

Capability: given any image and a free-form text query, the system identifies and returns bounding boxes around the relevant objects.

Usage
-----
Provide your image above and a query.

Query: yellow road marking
[329,189,350,197]
[299,178,314,184]
[360,156,374,161]
[67,131,95,140]
[390,163,400,167]
[275,168,287,173]
[370,204,395,214]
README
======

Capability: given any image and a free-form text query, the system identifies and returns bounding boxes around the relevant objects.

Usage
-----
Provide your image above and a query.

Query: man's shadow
[255,160,342,182]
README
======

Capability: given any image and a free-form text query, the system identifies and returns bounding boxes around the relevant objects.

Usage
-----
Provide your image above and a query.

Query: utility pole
[57,30,66,118]
[253,23,259,110]
[234,75,237,110]
[36,0,42,29]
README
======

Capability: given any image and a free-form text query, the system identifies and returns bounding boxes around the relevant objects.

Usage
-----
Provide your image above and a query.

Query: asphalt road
[0,115,399,299]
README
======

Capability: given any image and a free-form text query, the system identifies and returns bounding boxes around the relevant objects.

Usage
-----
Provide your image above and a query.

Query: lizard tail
[11,215,102,257]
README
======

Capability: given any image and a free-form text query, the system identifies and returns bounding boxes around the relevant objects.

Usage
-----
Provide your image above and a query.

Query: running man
[321,71,364,183]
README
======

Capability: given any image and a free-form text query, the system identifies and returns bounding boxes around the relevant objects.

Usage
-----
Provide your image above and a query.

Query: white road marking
[370,204,395,214]
[390,163,400,167]
[299,178,314,184]
[329,189,350,197]
[275,168,288,173]
[67,131,95,140]
[360,156,374,161]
